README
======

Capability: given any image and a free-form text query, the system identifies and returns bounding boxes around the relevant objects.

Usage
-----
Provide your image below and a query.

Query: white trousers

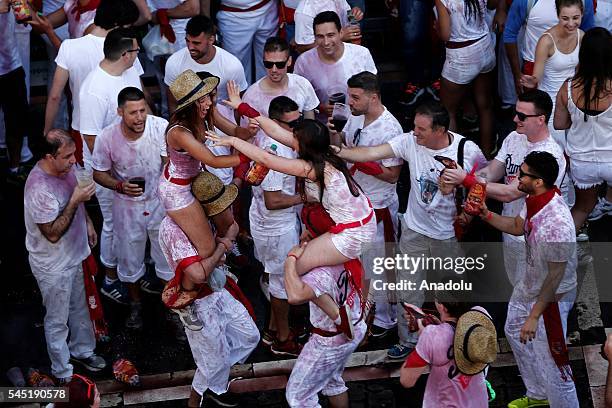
[30,262,96,379]
[505,290,578,407]
[186,290,259,396]
[96,184,117,268]
[286,321,367,408]
[216,1,279,84]
[112,196,172,283]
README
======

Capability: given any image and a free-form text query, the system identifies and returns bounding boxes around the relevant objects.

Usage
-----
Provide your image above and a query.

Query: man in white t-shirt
[293,11,377,123]
[480,151,578,408]
[338,100,488,360]
[216,0,278,84]
[24,130,106,383]
[294,0,363,53]
[250,97,304,357]
[44,0,142,164]
[92,88,172,329]
[339,71,403,340]
[442,90,566,287]
[241,36,319,143]
[79,27,144,305]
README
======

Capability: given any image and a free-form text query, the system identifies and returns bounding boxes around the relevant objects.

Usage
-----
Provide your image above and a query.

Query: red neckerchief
[525,187,560,221]
[70,0,100,21]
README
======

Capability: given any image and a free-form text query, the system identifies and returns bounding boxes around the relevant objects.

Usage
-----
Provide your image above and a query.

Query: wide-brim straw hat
[454,308,498,375]
[170,69,220,113]
[192,171,238,217]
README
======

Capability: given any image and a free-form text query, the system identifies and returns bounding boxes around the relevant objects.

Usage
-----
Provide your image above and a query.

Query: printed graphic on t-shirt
[417,169,439,204]
[503,153,521,184]
[336,268,357,308]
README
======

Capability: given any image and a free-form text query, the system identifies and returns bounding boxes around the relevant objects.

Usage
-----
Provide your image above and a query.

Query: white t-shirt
[91,116,169,202]
[439,0,489,42]
[78,64,144,167]
[220,0,267,8]
[388,132,487,240]
[517,193,577,300]
[63,0,96,39]
[0,12,22,75]
[523,0,558,62]
[494,131,566,241]
[293,43,377,122]
[55,34,144,132]
[241,73,320,144]
[249,137,299,236]
[294,0,351,45]
[343,107,403,208]
[147,0,188,50]
[24,165,90,273]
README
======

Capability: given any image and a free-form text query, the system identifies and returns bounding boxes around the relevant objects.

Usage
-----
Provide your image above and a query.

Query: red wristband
[485,211,492,220]
[237,103,260,119]
[462,173,477,189]
[115,181,124,194]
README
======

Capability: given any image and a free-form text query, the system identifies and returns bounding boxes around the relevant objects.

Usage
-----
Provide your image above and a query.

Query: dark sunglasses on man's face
[515,110,542,121]
[277,113,304,129]
[263,59,289,69]
[518,168,541,180]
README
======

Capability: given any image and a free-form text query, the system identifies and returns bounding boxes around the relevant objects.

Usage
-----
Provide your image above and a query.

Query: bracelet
[484,211,492,221]
[462,173,477,189]
[287,254,299,261]
[115,181,124,194]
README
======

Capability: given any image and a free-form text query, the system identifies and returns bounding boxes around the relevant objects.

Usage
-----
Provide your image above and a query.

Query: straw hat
[453,308,498,375]
[169,69,220,113]
[191,171,238,216]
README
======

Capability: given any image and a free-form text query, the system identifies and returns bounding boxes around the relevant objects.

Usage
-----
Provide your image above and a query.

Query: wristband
[484,211,492,221]
[287,254,299,260]
[237,103,261,119]
[462,173,477,189]
[115,181,124,194]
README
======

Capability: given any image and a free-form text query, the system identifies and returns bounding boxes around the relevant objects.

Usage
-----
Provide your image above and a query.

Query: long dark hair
[572,27,612,122]
[294,119,361,201]
[464,0,484,22]
[167,96,215,142]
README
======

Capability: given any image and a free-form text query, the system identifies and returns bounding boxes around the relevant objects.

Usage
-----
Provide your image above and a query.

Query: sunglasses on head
[277,113,304,129]
[515,110,542,121]
[263,59,289,69]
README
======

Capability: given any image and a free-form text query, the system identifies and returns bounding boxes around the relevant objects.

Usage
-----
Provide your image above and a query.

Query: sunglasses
[277,113,304,129]
[263,59,289,69]
[515,110,542,121]
[518,168,541,180]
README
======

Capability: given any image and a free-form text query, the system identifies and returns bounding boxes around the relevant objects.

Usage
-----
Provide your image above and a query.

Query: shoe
[101,279,130,305]
[261,328,276,346]
[370,324,395,339]
[139,267,163,294]
[387,343,413,360]
[259,274,270,302]
[462,114,479,133]
[56,376,71,386]
[125,302,143,329]
[588,198,612,221]
[271,336,303,357]
[205,389,239,407]
[401,82,425,106]
[336,303,355,340]
[507,396,549,408]
[425,79,441,101]
[26,368,55,387]
[70,354,106,372]
[172,303,203,331]
[6,166,30,186]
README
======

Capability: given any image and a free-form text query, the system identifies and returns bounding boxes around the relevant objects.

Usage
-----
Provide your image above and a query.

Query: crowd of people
[2,0,612,406]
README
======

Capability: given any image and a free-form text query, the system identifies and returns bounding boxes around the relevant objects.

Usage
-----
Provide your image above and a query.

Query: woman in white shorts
[436,0,496,157]
[554,27,612,230]
[521,0,583,149]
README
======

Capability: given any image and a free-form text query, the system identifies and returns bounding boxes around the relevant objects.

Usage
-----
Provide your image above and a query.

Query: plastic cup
[75,166,94,187]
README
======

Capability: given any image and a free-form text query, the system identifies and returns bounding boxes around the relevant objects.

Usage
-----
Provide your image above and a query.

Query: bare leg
[473,71,496,157]
[328,391,349,408]
[440,78,470,133]
[188,388,201,407]
[211,207,234,237]
[571,186,599,230]
[270,295,290,342]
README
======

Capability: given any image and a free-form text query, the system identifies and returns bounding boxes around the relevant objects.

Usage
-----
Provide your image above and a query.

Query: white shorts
[268,273,287,300]
[330,214,377,260]
[442,34,496,85]
[569,158,612,189]
[252,228,299,276]
[112,197,173,283]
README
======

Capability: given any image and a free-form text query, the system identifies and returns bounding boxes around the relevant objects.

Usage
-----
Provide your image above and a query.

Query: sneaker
[261,328,276,346]
[387,343,413,360]
[370,324,395,339]
[401,82,425,106]
[507,396,550,408]
[336,303,354,340]
[259,274,270,302]
[139,267,163,294]
[125,302,143,329]
[425,79,441,101]
[271,336,303,357]
[26,368,55,387]
[205,389,239,408]
[101,279,130,305]
[172,303,203,331]
[588,198,612,221]
[70,354,107,372]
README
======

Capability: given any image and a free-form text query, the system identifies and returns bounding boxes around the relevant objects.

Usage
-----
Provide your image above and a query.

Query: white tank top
[566,80,612,162]
[522,0,558,62]
[538,31,580,96]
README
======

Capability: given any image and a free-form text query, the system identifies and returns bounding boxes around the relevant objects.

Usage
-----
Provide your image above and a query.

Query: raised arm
[337,143,397,163]
[168,127,240,168]
[38,183,95,243]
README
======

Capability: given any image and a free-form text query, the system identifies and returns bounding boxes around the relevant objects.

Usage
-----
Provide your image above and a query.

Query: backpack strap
[454,137,468,212]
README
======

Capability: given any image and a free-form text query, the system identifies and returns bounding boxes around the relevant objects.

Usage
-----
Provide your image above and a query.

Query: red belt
[329,210,374,234]
[163,163,193,186]
[219,0,272,12]
[374,207,396,243]
[311,311,364,337]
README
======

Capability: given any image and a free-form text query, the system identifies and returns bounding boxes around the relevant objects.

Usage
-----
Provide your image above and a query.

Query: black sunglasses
[518,168,541,180]
[263,59,289,69]
[277,113,304,129]
[515,110,542,121]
